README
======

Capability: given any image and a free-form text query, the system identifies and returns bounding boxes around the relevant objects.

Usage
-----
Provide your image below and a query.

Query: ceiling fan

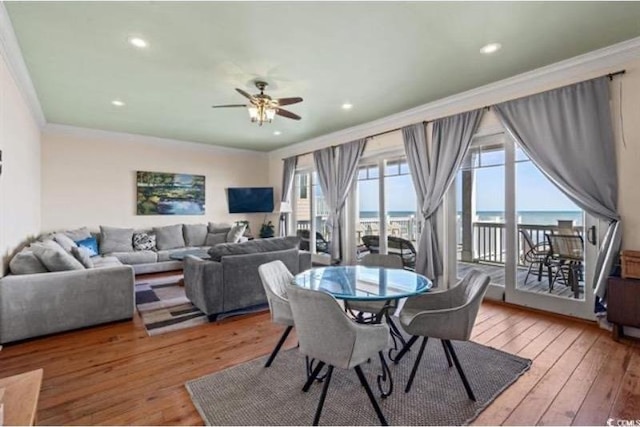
[212,81,303,126]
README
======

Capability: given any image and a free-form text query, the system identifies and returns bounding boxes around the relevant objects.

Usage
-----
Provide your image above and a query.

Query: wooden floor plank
[539,333,614,426]
[1,284,638,426]
[572,340,635,426]
[607,344,640,423]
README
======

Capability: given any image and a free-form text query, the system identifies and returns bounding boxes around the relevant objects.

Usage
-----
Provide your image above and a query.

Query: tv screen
[227,187,274,213]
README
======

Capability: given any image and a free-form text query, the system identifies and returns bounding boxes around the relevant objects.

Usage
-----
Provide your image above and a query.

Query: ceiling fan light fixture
[247,103,276,125]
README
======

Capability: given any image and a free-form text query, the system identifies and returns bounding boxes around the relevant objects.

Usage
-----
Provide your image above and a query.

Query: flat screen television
[227,187,274,213]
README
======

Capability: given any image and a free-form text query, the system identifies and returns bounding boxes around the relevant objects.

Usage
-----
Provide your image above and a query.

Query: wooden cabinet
[607,276,640,341]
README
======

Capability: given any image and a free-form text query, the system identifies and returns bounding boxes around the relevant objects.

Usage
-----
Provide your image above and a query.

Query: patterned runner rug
[135,275,208,336]
[186,340,531,425]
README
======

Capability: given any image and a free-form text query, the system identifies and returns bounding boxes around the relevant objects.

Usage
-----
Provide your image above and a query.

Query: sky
[357,157,580,213]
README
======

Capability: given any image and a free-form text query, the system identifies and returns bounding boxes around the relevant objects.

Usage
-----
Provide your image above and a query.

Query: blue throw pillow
[75,236,98,257]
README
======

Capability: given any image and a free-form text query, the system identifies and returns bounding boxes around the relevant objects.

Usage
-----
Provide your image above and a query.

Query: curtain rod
[283,69,626,161]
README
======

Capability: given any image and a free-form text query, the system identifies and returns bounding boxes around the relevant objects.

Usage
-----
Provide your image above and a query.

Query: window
[293,171,330,255]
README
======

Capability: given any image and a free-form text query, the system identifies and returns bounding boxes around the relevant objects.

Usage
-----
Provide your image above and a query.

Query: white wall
[0,49,42,275]
[41,126,269,236]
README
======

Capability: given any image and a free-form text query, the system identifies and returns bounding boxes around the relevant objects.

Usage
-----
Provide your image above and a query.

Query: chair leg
[537,261,544,281]
[444,340,476,401]
[312,365,334,426]
[354,365,388,426]
[441,340,453,367]
[393,335,419,365]
[405,337,428,393]
[265,325,293,368]
[524,262,534,284]
[303,361,326,392]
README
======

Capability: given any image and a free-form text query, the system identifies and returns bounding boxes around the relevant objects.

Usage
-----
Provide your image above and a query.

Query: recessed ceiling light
[342,103,353,110]
[111,100,125,107]
[128,37,148,48]
[273,131,282,136]
[480,43,502,55]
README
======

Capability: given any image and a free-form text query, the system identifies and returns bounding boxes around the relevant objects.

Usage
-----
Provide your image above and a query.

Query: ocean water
[359,210,583,226]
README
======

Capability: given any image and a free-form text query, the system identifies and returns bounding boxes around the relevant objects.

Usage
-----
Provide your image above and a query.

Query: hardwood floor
[0,291,638,425]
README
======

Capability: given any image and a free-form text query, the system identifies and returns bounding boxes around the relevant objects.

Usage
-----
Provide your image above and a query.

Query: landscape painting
[136,171,205,215]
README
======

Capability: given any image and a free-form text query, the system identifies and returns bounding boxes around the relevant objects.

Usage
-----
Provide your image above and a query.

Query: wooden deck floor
[458,261,583,299]
[0,274,636,425]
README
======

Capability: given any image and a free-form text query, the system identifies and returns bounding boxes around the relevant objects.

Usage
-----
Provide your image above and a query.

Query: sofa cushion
[100,226,134,254]
[133,232,156,251]
[155,247,200,262]
[71,246,95,268]
[208,236,300,262]
[108,251,158,265]
[226,223,247,243]
[92,256,123,268]
[205,232,227,247]
[54,233,78,252]
[64,227,92,242]
[75,236,98,256]
[154,225,186,250]
[183,224,208,247]
[31,241,85,272]
[9,249,48,275]
[208,222,232,234]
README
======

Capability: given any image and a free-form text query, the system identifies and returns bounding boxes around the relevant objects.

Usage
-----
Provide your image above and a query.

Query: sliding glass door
[448,132,599,320]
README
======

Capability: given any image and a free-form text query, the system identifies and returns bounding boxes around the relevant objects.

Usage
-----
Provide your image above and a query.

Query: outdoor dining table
[293,265,432,397]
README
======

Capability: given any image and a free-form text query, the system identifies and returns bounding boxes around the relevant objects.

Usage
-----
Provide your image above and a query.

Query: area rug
[186,339,531,425]
[135,275,208,336]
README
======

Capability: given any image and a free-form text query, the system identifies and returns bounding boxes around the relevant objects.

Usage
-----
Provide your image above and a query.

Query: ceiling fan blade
[235,88,255,101]
[276,108,301,120]
[211,104,247,108]
[276,97,303,106]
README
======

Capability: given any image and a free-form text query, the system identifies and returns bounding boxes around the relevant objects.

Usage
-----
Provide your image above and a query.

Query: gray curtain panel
[494,76,619,300]
[403,110,484,284]
[279,156,297,237]
[314,139,367,260]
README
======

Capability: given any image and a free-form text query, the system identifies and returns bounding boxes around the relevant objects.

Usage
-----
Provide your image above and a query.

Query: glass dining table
[293,265,432,397]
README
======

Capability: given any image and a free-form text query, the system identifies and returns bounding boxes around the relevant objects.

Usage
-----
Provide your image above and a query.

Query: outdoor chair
[296,229,330,254]
[545,234,584,298]
[519,229,552,285]
[361,235,417,270]
[393,269,491,400]
[287,284,389,426]
[258,260,295,367]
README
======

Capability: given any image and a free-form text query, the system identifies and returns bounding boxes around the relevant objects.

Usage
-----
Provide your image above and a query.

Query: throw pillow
[9,249,48,275]
[31,241,85,271]
[75,236,98,256]
[153,224,186,250]
[226,223,247,243]
[208,222,232,234]
[183,224,208,247]
[133,232,157,251]
[99,226,134,254]
[64,227,92,242]
[53,233,78,252]
[71,246,95,268]
[205,232,227,247]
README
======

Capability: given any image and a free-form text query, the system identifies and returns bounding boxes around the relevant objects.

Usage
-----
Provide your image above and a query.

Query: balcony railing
[464,222,584,266]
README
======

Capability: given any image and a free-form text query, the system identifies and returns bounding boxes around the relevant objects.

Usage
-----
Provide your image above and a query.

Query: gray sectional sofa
[0,222,248,343]
[184,237,311,320]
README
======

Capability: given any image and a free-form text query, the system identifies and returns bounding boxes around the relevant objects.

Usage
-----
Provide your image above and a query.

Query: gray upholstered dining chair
[258,260,295,367]
[348,254,405,318]
[286,284,390,426]
[394,269,490,400]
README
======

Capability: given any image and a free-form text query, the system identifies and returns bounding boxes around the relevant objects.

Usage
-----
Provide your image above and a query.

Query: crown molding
[43,123,268,157]
[269,36,640,160]
[0,2,46,127]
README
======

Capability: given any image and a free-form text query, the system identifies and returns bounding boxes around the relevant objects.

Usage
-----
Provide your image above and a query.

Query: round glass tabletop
[293,266,432,301]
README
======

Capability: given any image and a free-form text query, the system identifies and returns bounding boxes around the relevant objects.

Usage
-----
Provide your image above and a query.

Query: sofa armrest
[0,266,134,343]
[183,255,224,315]
[298,250,312,272]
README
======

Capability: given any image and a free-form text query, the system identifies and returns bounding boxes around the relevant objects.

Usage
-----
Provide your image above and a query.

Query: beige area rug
[135,275,208,336]
[186,338,531,425]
